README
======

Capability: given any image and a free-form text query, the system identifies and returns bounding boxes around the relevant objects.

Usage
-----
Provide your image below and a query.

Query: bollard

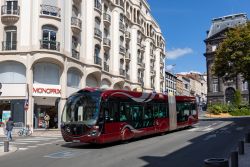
[238,140,244,155]
[4,140,9,152]
[245,132,250,143]
[204,158,229,167]
[231,151,238,167]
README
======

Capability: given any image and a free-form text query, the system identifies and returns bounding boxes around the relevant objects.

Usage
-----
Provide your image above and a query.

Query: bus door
[153,103,169,133]
[101,102,121,142]
[143,103,156,135]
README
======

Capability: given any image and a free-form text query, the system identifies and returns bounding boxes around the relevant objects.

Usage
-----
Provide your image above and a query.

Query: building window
[3,26,17,50]
[212,77,219,92]
[242,81,248,91]
[212,45,217,52]
[41,25,59,50]
[5,0,18,14]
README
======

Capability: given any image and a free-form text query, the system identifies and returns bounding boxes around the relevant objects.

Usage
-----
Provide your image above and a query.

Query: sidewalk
[0,145,18,157]
[238,143,250,167]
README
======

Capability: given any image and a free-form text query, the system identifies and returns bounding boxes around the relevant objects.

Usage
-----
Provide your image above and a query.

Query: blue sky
[147,0,250,74]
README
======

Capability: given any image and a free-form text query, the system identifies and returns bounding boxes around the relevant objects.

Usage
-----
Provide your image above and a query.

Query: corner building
[0,0,166,129]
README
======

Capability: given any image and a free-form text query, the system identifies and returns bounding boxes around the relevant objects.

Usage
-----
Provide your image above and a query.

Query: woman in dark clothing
[6,117,14,141]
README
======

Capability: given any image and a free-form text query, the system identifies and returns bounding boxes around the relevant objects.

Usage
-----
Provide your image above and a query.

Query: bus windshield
[62,93,100,126]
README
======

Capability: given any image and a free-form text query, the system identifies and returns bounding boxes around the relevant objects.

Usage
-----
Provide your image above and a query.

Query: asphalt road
[0,117,250,167]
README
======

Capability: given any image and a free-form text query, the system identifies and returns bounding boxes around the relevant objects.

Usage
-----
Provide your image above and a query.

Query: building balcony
[119,68,125,76]
[150,55,156,62]
[125,53,131,62]
[137,37,141,46]
[40,40,60,51]
[94,56,102,66]
[140,45,145,52]
[125,31,131,40]
[104,62,109,72]
[71,17,82,34]
[2,41,17,51]
[94,0,102,13]
[160,73,164,79]
[119,22,125,32]
[73,0,82,4]
[138,77,143,83]
[1,5,20,25]
[119,45,125,55]
[103,13,111,26]
[103,38,111,49]
[72,49,79,59]
[160,60,164,67]
[94,28,102,40]
[126,73,130,80]
[40,4,61,19]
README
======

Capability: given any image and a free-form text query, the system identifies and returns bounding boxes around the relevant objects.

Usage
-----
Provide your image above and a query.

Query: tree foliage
[213,22,250,82]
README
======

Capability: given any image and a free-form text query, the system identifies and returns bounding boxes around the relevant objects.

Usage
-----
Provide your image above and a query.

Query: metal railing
[125,31,130,38]
[94,28,102,38]
[119,22,125,31]
[119,45,125,54]
[103,38,111,47]
[94,0,102,11]
[103,13,111,22]
[104,62,109,72]
[40,40,60,51]
[2,41,17,51]
[94,56,102,66]
[72,49,79,59]
[1,5,20,15]
[40,4,61,18]
[71,17,82,29]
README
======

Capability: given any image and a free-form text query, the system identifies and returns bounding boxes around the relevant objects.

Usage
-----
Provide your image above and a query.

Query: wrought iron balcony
[119,22,125,32]
[125,31,131,39]
[40,4,61,18]
[40,40,60,51]
[103,38,111,48]
[72,49,79,59]
[71,17,82,33]
[119,45,125,54]
[94,56,102,66]
[94,0,102,12]
[126,73,130,80]
[94,28,102,39]
[104,62,109,72]
[119,68,125,76]
[1,5,20,24]
[2,41,17,51]
[125,53,131,61]
[103,13,111,24]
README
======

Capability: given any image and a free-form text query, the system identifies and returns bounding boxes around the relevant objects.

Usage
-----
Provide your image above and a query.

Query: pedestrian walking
[6,117,14,141]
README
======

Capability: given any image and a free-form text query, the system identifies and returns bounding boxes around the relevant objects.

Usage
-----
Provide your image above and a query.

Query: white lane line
[18,148,28,150]
[14,140,39,143]
[201,127,214,132]
[204,134,217,141]
[11,142,31,145]
[236,127,244,131]
[187,127,200,132]
[27,146,38,148]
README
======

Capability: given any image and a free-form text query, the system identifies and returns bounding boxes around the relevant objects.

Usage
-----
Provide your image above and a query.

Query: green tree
[213,22,250,105]
[233,89,242,106]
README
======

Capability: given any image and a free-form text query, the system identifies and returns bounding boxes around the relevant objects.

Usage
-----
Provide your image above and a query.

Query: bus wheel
[122,128,133,141]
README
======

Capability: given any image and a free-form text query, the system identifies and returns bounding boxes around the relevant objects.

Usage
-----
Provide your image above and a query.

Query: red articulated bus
[61,88,198,144]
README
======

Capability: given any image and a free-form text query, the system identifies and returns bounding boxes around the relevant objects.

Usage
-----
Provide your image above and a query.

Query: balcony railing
[119,22,125,32]
[119,68,125,76]
[104,62,109,72]
[1,5,20,15]
[125,53,131,59]
[40,40,60,51]
[125,31,131,39]
[40,4,61,18]
[94,28,102,39]
[103,13,111,23]
[2,41,17,51]
[71,17,82,29]
[72,49,79,59]
[94,0,102,12]
[119,45,125,54]
[137,37,141,45]
[103,38,111,47]
[94,56,102,66]
[126,73,130,80]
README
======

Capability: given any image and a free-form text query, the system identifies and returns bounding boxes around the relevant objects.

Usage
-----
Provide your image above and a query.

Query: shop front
[32,84,61,129]
[0,83,26,126]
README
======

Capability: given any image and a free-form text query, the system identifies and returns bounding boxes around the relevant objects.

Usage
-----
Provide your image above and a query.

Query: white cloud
[166,48,193,60]
[177,71,202,75]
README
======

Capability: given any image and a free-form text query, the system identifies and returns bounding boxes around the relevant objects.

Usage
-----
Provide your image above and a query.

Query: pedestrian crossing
[0,136,64,151]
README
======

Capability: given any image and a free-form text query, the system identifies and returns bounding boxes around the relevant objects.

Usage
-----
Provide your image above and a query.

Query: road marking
[236,127,244,131]
[18,148,28,150]
[44,150,83,159]
[187,127,200,132]
[201,127,214,132]
[27,146,38,148]
[204,134,217,141]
